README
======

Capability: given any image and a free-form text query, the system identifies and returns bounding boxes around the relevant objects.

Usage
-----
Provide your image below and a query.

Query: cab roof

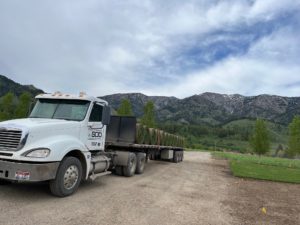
[35,92,108,105]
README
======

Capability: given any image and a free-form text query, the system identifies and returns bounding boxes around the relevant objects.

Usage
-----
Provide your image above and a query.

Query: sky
[0,0,300,98]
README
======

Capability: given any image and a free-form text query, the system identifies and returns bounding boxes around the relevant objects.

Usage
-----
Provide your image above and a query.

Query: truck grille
[0,129,22,151]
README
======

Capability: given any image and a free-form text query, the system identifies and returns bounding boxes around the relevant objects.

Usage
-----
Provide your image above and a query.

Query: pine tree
[140,101,155,128]
[275,144,283,156]
[0,92,16,120]
[250,119,270,155]
[15,92,32,118]
[287,115,300,158]
[117,99,133,116]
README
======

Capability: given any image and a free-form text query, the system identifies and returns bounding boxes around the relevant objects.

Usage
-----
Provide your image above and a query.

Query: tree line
[117,99,155,128]
[251,117,300,158]
[0,92,32,121]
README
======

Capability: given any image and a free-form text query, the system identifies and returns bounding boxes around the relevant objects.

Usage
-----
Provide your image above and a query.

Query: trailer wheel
[49,156,82,197]
[123,153,137,177]
[136,153,146,174]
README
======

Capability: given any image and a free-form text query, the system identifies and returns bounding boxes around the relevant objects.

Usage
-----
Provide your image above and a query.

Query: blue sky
[0,0,299,98]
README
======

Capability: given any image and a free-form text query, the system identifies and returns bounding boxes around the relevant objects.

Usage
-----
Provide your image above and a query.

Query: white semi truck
[0,92,184,197]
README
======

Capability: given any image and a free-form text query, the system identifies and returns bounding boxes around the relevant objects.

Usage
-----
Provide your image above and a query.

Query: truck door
[86,103,106,150]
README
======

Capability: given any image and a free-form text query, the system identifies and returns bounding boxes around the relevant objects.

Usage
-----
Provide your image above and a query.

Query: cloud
[0,0,299,97]
[145,25,300,97]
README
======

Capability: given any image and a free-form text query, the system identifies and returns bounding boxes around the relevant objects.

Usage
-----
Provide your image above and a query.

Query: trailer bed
[106,142,184,151]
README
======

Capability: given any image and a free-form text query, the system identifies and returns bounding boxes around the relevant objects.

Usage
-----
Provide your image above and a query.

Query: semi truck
[0,92,184,197]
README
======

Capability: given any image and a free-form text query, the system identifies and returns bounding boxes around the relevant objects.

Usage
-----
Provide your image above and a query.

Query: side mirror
[102,106,111,125]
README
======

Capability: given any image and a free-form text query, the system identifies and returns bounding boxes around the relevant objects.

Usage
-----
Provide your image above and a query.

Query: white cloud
[0,0,299,97]
[145,25,300,98]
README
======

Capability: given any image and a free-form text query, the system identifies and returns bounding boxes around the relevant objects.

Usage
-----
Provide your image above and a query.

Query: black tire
[136,153,146,174]
[49,157,82,197]
[123,153,137,177]
[114,166,123,176]
[0,179,11,185]
[178,152,183,162]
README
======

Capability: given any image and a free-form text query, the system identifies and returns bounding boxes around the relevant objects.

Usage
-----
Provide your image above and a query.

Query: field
[213,152,300,183]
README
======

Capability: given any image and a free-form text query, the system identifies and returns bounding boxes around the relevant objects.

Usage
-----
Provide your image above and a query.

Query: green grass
[212,152,300,169]
[212,152,300,184]
[230,160,300,183]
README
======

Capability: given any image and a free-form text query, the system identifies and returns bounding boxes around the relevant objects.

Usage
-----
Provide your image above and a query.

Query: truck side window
[89,104,103,122]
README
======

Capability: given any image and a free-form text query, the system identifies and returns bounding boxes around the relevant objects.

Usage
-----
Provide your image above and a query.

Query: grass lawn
[212,152,300,184]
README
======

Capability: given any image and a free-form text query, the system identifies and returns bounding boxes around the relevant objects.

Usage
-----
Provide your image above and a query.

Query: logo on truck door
[91,131,102,138]
[88,128,103,148]
[88,128,102,140]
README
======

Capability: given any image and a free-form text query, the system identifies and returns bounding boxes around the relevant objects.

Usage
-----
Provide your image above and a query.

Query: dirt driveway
[0,152,299,225]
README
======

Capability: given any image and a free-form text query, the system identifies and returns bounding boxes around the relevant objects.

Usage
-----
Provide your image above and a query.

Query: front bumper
[0,159,59,182]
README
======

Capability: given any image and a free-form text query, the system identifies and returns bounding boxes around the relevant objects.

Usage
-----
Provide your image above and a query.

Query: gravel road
[0,152,299,225]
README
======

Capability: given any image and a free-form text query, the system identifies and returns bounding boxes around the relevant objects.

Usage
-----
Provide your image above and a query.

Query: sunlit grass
[212,152,300,183]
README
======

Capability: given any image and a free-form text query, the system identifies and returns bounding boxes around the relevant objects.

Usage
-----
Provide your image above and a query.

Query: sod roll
[136,124,146,144]
[136,124,184,147]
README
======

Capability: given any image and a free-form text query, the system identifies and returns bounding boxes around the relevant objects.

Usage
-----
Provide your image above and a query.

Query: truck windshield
[29,99,90,121]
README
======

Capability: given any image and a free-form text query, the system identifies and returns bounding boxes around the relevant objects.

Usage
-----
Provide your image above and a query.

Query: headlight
[25,148,51,158]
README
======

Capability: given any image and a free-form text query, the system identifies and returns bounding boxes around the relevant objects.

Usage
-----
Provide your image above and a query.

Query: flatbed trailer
[105,115,184,163]
[0,92,184,197]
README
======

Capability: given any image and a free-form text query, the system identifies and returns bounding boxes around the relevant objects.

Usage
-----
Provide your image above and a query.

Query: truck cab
[0,92,113,196]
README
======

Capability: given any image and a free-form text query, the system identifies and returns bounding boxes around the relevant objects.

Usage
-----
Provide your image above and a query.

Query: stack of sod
[136,124,184,147]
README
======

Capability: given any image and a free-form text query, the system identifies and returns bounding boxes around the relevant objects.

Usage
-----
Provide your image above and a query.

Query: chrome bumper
[0,159,59,181]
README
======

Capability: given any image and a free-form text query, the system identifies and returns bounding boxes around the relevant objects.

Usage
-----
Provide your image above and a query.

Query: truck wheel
[123,153,137,177]
[136,153,146,174]
[49,157,82,197]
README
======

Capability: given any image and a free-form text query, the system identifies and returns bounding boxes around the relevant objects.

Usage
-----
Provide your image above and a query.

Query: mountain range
[0,74,299,126]
[101,93,300,126]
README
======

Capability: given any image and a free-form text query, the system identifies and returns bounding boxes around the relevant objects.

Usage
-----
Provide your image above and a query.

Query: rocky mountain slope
[101,92,300,126]
[0,75,298,126]
[0,75,43,97]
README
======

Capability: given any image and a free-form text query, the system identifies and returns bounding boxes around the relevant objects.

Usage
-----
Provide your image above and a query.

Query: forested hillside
[0,75,43,97]
[0,75,298,152]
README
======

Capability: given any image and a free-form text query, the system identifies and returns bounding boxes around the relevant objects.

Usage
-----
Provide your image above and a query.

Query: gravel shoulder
[0,152,299,225]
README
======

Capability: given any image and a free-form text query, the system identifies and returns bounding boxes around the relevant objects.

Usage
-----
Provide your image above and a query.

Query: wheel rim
[64,165,79,190]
